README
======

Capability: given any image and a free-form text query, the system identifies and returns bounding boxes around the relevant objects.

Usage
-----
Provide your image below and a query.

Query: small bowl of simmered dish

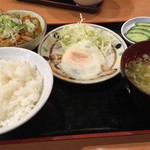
[121,41,150,113]
[0,9,47,50]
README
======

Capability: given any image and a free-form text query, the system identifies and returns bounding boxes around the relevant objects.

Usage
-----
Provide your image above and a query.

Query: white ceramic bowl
[1,9,47,50]
[0,47,53,135]
[73,0,103,6]
[121,16,150,44]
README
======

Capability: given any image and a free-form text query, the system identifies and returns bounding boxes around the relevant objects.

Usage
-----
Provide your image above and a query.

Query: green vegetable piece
[125,32,149,42]
[128,28,150,37]
[132,26,150,32]
[136,22,150,27]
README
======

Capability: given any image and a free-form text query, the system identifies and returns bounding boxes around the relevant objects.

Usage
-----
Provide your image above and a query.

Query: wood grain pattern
[0,0,150,24]
[0,1,150,149]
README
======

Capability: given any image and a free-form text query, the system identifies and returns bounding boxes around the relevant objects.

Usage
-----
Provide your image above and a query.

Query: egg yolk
[69,49,92,67]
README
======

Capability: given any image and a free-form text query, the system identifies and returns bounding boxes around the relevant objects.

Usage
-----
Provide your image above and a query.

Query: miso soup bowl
[120,41,150,113]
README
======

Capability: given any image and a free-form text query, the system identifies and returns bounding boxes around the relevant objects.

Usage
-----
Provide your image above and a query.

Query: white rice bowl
[0,47,53,135]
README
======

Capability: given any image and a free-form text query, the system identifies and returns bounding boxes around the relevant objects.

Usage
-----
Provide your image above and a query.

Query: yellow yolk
[68,49,92,67]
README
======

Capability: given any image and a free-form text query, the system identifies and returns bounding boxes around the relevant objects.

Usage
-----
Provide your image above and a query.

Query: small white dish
[121,16,150,44]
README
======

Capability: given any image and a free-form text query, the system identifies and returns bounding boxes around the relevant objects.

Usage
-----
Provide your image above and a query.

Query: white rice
[0,59,43,128]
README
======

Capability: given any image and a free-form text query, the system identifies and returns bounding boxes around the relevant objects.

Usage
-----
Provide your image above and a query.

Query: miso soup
[125,54,150,95]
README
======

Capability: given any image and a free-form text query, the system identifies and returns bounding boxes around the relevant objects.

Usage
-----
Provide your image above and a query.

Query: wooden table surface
[1,0,150,149]
[1,0,150,24]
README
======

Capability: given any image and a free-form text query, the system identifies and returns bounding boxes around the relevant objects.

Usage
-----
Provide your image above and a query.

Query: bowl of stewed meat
[0,9,47,50]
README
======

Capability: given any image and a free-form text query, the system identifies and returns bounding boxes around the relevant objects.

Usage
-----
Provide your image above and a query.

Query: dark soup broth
[125,54,150,95]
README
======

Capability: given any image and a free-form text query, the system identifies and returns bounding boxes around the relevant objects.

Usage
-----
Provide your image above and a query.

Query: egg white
[61,40,107,80]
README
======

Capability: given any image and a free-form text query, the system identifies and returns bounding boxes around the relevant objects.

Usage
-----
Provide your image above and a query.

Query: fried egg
[61,40,107,80]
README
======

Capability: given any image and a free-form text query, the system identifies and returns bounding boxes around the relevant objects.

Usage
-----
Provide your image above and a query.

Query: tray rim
[1,129,150,145]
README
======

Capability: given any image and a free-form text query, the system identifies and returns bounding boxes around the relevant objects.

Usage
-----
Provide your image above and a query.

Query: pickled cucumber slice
[128,28,150,37]
[136,22,150,27]
[125,32,149,42]
[132,26,150,32]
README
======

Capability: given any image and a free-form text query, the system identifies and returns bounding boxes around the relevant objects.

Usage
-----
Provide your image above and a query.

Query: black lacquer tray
[0,22,150,141]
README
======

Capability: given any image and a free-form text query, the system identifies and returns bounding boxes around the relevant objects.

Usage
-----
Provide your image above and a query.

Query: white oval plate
[38,24,127,84]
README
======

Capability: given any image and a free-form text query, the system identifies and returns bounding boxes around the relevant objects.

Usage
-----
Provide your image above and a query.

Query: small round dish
[121,16,150,44]
[38,23,127,84]
[0,47,53,135]
[0,9,47,50]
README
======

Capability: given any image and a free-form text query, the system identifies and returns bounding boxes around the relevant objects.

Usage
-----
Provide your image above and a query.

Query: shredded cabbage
[56,23,116,55]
